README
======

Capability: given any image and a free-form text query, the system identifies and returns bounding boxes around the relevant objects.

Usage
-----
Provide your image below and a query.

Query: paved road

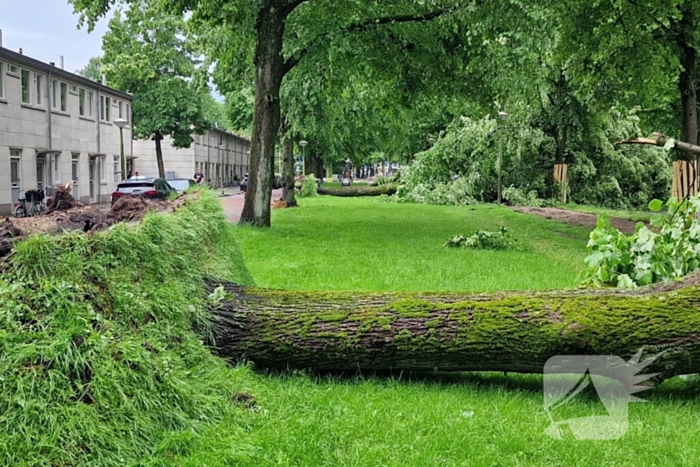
[220,188,283,223]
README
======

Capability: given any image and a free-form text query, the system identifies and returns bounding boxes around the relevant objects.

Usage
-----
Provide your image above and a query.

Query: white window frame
[20,68,31,104]
[34,72,43,106]
[0,61,4,99]
[87,91,94,117]
[52,79,59,110]
[60,82,67,112]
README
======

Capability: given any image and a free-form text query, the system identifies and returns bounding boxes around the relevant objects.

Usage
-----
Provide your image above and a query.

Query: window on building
[60,82,67,112]
[114,156,120,183]
[35,73,43,106]
[100,95,111,121]
[21,69,30,103]
[0,62,4,98]
[79,88,85,116]
[118,101,123,119]
[52,80,58,109]
[126,103,130,124]
[52,153,60,184]
[10,150,21,185]
[87,91,94,117]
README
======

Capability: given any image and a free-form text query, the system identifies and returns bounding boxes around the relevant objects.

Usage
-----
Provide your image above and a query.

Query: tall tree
[71,0,508,226]
[553,0,699,146]
[97,0,209,178]
[76,55,103,81]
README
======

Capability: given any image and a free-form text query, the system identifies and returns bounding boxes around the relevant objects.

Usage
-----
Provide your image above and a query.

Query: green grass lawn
[224,198,700,467]
[236,197,591,291]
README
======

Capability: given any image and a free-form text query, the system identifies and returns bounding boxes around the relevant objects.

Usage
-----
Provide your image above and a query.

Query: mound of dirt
[0,218,24,258]
[45,185,82,214]
[0,192,201,258]
[510,207,640,234]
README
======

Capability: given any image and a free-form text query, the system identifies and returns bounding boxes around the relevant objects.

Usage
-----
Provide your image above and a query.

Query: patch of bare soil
[510,207,640,234]
[0,190,201,258]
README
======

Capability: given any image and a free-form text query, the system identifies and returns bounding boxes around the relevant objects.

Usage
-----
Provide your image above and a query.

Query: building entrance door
[89,159,96,203]
[36,157,46,191]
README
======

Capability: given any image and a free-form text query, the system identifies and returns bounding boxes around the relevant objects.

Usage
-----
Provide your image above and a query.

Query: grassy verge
[0,190,254,466]
[5,193,699,466]
[236,197,591,291]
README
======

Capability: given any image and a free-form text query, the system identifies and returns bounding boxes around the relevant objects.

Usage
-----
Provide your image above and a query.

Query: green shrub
[300,173,318,198]
[502,185,545,207]
[582,196,700,288]
[0,190,254,466]
[445,227,514,250]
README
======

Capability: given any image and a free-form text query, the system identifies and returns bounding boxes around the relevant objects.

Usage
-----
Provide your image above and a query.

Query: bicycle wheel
[14,205,26,218]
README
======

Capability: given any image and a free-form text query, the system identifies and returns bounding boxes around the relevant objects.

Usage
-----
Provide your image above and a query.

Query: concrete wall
[0,53,132,214]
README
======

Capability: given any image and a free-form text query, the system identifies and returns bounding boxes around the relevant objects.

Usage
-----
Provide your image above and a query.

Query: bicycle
[14,189,46,218]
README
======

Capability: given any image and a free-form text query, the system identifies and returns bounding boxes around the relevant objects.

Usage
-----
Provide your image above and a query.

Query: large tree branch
[615,133,700,156]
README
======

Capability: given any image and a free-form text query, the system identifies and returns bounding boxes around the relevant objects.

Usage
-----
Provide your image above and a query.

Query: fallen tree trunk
[616,133,700,156]
[317,184,397,197]
[209,274,700,377]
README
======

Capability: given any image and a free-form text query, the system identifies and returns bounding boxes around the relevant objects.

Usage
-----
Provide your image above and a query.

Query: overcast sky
[0,0,111,74]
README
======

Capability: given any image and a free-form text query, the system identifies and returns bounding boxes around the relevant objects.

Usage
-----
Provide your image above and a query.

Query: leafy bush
[375,175,394,186]
[502,185,546,207]
[582,197,700,288]
[445,227,514,250]
[300,173,318,197]
[397,109,671,209]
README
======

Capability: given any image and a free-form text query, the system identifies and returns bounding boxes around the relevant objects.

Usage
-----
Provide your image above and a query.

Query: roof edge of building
[0,46,133,102]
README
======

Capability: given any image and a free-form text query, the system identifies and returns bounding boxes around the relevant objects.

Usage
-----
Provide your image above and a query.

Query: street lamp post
[497,111,509,204]
[299,140,308,176]
[113,118,128,182]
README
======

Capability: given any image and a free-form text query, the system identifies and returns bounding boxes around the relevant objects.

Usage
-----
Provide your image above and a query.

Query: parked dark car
[167,178,196,194]
[240,173,249,192]
[273,174,283,189]
[111,177,176,205]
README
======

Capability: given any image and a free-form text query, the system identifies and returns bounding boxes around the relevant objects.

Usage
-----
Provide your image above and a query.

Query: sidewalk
[220,188,283,223]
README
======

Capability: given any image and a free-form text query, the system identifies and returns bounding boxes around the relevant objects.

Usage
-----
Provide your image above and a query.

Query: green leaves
[648,199,664,212]
[582,195,700,288]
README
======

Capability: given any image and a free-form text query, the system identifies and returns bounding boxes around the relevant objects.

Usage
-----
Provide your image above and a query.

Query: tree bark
[676,11,698,147]
[208,276,700,377]
[615,134,700,156]
[317,185,397,197]
[154,131,165,179]
[280,117,297,207]
[239,1,288,227]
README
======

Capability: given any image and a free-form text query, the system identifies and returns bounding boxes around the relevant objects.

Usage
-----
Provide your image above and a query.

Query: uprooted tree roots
[0,192,201,258]
[45,185,80,214]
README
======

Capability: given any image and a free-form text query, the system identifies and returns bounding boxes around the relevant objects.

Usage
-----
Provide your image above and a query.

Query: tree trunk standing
[239,1,287,227]
[154,131,165,179]
[208,277,700,377]
[677,30,698,146]
[280,118,297,207]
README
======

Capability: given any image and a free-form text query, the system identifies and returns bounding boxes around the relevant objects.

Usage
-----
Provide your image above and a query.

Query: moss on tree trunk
[209,276,700,377]
[317,185,397,197]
